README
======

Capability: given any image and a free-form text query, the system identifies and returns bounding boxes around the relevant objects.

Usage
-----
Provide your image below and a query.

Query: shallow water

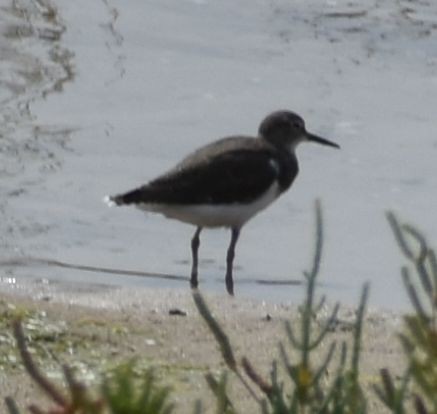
[1,0,437,311]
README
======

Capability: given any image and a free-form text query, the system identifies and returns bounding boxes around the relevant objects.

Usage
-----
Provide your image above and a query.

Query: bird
[105,110,339,295]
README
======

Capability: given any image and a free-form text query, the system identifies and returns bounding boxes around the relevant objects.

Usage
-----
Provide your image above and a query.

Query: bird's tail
[103,195,119,207]
[103,188,147,207]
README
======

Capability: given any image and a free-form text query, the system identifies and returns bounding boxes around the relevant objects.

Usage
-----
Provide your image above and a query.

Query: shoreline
[1,0,436,312]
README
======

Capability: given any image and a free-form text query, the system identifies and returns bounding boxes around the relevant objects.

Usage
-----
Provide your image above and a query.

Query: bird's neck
[270,145,299,193]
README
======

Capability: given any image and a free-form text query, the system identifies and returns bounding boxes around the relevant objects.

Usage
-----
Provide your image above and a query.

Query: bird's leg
[190,226,202,289]
[225,227,240,296]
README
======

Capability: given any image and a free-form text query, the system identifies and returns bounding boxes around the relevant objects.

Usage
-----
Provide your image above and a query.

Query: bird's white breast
[137,181,281,228]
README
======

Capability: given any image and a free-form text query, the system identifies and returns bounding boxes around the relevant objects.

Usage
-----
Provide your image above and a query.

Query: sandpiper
[105,110,339,295]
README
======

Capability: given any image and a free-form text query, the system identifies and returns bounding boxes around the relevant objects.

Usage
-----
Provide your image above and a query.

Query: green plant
[6,319,105,413]
[374,213,437,414]
[4,320,174,414]
[101,361,174,414]
[193,200,369,413]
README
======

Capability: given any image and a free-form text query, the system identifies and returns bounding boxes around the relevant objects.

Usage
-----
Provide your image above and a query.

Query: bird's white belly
[137,182,281,228]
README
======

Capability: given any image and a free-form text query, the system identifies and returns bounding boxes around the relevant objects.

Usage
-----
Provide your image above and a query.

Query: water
[1,0,437,311]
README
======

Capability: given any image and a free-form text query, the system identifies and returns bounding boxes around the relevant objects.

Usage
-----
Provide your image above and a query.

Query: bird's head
[258,110,339,152]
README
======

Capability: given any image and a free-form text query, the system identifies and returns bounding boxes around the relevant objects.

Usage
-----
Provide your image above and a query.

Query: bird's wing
[113,148,279,205]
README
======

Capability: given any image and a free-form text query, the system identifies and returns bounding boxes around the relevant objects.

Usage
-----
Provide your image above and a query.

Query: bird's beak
[307,132,340,149]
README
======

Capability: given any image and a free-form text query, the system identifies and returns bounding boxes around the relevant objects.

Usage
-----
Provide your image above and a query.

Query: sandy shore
[0,280,405,413]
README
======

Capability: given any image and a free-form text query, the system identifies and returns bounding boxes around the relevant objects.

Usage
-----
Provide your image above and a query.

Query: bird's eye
[293,122,302,129]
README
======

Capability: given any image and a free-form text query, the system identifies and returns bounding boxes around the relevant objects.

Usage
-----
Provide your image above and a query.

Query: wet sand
[0,280,405,413]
